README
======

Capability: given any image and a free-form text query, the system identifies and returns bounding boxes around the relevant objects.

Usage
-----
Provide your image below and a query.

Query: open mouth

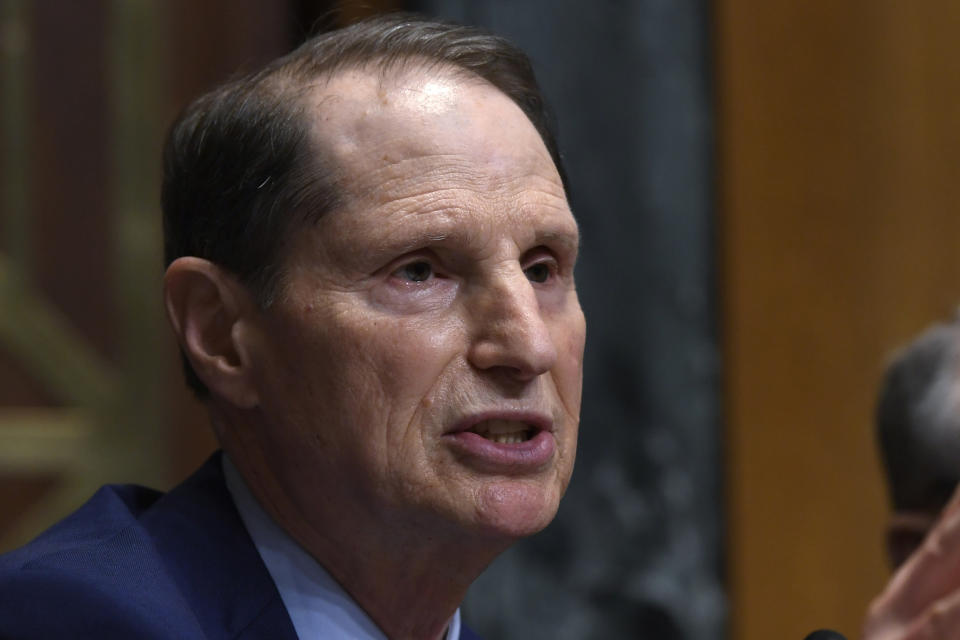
[446,414,556,468]
[467,419,536,444]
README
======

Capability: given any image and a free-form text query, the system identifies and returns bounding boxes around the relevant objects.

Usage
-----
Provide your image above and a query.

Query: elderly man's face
[244,68,584,542]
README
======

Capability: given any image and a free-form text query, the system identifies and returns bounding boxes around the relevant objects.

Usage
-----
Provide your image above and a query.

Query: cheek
[365,313,465,403]
[301,309,466,459]
[553,309,586,404]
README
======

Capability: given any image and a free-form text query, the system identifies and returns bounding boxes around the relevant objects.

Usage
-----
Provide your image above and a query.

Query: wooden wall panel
[717,2,960,638]
[0,0,298,550]
[30,0,114,360]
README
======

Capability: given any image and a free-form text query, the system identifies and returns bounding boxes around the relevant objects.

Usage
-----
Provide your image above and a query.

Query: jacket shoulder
[0,562,202,639]
[0,484,202,639]
[0,482,162,571]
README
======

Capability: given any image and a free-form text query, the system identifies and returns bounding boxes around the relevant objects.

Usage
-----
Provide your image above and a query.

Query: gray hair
[876,310,960,511]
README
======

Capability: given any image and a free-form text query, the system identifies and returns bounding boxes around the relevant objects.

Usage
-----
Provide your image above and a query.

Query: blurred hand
[863,488,960,640]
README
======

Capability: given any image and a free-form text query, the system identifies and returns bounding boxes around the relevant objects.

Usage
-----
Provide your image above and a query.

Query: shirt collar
[222,454,461,640]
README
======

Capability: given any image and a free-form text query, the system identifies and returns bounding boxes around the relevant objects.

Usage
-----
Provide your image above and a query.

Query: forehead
[304,66,565,202]
[286,66,576,263]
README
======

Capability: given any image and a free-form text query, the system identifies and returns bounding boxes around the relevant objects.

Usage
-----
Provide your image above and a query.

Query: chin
[471,479,564,540]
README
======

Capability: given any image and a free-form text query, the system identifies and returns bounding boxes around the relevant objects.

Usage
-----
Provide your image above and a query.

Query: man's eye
[524,262,551,283]
[396,261,433,282]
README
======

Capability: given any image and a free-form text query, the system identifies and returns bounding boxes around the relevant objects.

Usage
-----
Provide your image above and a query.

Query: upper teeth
[471,419,532,443]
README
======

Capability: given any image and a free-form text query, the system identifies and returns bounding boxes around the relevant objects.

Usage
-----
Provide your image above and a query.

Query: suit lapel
[141,452,298,640]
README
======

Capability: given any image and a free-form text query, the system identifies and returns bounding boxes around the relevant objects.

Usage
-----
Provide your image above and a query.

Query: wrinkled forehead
[301,66,562,193]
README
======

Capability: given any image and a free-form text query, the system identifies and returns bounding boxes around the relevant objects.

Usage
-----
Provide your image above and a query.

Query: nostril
[468,324,557,379]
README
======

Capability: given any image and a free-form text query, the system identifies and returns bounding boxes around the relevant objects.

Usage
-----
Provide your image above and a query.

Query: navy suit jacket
[0,453,481,640]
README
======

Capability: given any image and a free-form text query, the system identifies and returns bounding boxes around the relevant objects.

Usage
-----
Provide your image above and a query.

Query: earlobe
[163,257,261,408]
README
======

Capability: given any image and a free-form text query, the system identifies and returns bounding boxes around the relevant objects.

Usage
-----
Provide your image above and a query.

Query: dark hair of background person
[875,312,960,566]
[161,12,568,397]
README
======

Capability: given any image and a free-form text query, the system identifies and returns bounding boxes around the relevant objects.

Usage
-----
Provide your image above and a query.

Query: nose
[467,268,558,381]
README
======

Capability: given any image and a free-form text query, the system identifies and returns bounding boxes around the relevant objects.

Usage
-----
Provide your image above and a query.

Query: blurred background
[2,1,960,638]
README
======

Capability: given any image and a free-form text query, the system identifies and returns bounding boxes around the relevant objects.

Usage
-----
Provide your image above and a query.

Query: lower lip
[443,430,556,473]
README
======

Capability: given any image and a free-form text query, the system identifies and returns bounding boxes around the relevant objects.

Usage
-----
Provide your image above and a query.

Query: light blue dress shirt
[222,455,461,640]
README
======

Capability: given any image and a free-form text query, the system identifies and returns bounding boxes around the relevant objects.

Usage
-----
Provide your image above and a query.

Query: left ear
[162,257,263,409]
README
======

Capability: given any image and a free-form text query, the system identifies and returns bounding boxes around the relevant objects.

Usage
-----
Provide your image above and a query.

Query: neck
[265,477,506,640]
[314,528,497,640]
[219,421,510,640]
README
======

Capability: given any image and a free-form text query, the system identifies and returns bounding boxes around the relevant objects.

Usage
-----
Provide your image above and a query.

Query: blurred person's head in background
[876,312,960,568]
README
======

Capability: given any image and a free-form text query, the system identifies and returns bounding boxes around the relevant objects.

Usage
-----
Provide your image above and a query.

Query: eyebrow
[534,227,581,253]
[358,226,578,272]
[380,231,451,256]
